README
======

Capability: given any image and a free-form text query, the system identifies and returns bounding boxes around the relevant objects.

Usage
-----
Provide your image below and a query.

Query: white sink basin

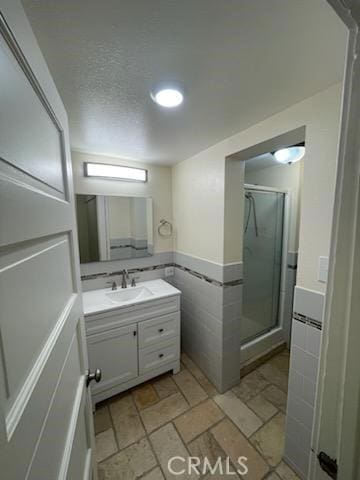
[82,279,181,316]
[106,286,153,304]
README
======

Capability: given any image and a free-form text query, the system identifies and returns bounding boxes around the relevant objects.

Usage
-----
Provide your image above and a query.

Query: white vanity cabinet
[83,281,181,405]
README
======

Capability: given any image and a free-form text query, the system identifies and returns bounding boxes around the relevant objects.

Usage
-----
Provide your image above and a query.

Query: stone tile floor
[95,349,300,480]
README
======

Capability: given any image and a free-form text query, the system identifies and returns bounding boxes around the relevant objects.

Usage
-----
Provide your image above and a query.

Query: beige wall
[172,145,226,264]
[172,83,343,292]
[224,158,245,266]
[245,160,303,253]
[72,151,173,254]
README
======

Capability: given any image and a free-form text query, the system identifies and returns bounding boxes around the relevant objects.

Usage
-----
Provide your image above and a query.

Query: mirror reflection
[76,195,153,263]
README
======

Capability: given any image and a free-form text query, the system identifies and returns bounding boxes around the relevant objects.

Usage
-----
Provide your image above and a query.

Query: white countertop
[82,278,181,316]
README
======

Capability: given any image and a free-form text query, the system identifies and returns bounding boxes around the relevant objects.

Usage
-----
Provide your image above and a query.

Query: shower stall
[241,184,288,362]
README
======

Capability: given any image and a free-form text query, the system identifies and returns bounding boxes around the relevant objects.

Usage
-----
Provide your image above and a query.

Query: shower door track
[244,183,289,194]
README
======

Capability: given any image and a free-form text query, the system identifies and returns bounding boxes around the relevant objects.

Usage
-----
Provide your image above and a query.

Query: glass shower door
[242,188,284,343]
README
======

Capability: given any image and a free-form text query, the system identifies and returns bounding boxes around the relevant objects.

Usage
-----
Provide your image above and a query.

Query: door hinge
[318,451,338,479]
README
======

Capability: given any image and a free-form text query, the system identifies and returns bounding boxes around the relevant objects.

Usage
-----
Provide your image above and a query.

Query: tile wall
[171,260,243,393]
[284,286,325,479]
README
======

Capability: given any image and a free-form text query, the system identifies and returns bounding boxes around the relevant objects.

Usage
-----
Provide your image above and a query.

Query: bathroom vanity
[82,279,181,405]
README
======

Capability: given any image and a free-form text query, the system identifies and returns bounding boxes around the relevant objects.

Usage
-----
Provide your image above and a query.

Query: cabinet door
[87,325,138,394]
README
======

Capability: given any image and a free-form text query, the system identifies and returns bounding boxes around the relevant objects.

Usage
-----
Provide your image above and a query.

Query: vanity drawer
[139,337,180,375]
[138,312,180,348]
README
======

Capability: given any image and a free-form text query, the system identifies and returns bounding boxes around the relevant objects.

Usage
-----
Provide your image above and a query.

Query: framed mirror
[75,194,153,263]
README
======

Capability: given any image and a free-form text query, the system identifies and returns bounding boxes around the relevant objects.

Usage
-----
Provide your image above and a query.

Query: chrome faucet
[131,275,140,287]
[106,280,117,291]
[121,269,128,289]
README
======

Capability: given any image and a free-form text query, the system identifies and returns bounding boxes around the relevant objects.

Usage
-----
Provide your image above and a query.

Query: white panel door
[0,1,96,479]
[311,2,360,478]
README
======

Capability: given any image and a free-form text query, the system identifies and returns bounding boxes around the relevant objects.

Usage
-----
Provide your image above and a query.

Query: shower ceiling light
[151,86,184,108]
[274,146,305,164]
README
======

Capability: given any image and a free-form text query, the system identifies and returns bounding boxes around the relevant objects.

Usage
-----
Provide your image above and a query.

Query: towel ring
[157,219,173,237]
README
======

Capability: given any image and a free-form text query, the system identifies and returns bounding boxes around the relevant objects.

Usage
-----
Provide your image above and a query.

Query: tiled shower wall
[284,286,325,479]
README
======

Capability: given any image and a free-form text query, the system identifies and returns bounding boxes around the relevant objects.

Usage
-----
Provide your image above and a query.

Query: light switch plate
[165,266,174,277]
[318,256,329,283]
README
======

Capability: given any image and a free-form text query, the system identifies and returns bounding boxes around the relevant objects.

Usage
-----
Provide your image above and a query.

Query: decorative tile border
[173,251,242,283]
[81,261,243,287]
[293,312,322,330]
[110,237,148,252]
[110,245,148,251]
[81,263,170,281]
[173,264,243,287]
[293,286,325,325]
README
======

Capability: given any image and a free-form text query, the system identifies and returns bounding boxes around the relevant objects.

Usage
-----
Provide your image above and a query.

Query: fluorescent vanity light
[274,146,305,164]
[151,87,184,108]
[84,162,147,182]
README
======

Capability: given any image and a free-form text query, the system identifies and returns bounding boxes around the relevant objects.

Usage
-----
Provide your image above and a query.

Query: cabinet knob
[159,353,164,358]
[133,330,137,336]
[158,328,164,333]
[86,368,102,388]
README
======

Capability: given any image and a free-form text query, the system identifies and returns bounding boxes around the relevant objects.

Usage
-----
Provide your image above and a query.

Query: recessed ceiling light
[274,146,305,164]
[151,87,184,108]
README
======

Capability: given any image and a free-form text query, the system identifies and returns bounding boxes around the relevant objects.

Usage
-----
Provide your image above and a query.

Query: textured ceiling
[22,0,346,165]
